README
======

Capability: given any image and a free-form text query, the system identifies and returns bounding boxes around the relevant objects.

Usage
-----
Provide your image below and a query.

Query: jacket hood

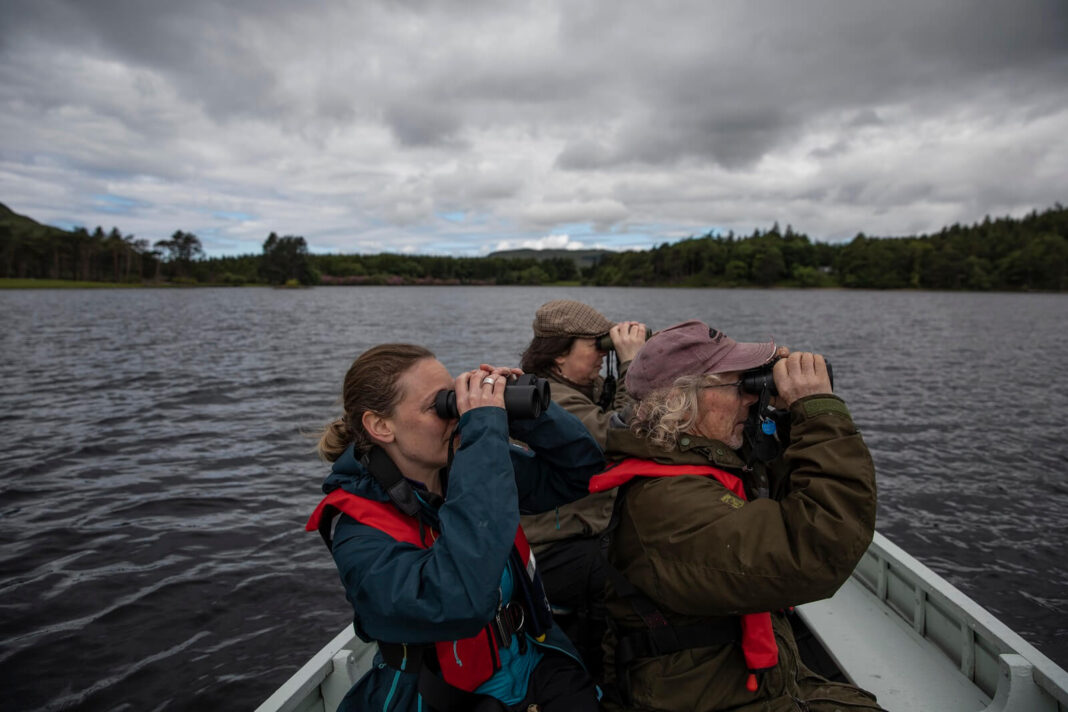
[321,444,390,503]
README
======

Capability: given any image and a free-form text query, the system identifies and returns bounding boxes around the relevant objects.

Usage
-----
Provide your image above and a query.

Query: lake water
[1,286,1066,711]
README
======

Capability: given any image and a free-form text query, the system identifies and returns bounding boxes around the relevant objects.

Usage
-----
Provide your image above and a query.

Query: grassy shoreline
[0,278,152,289]
[2,278,1048,292]
[0,278,256,289]
[0,278,700,289]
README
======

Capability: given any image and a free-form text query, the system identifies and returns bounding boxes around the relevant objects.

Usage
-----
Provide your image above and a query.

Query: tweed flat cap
[532,300,615,338]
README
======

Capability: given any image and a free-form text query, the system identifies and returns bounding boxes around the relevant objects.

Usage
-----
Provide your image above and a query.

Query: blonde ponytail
[317,417,353,463]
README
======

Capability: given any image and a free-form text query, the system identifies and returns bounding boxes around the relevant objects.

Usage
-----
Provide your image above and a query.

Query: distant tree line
[1,201,1064,290]
[833,208,1067,290]
[0,223,158,283]
[585,206,1067,291]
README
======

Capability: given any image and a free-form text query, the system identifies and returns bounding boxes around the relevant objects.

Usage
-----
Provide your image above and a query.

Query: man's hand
[772,352,832,407]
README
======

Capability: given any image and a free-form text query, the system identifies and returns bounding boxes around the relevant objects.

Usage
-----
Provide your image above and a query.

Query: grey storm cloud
[1,1,285,116]
[0,0,1066,254]
[384,101,465,148]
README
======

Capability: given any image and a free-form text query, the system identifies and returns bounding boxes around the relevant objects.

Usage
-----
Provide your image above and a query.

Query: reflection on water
[1,286,1066,710]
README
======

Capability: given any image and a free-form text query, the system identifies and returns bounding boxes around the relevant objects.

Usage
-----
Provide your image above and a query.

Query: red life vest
[589,458,779,686]
[305,488,541,692]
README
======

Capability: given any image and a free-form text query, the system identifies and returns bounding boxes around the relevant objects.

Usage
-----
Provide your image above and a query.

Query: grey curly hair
[630,372,726,450]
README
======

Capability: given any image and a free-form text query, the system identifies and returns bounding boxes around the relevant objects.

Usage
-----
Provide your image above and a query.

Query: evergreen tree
[154,230,203,279]
[260,232,317,285]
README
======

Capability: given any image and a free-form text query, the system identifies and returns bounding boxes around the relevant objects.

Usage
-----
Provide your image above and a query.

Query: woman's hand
[609,321,649,362]
[772,351,832,407]
[452,364,521,416]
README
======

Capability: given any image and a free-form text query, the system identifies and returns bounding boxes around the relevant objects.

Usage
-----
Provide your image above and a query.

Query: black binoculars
[740,358,835,397]
[434,374,552,420]
[594,327,653,352]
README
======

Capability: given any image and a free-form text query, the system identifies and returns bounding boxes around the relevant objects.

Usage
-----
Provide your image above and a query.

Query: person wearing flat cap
[517,299,649,681]
[591,320,882,712]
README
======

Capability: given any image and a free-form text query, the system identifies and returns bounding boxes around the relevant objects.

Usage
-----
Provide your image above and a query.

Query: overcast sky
[1,0,1066,257]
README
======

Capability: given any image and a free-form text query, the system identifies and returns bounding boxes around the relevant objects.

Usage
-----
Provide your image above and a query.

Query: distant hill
[487,248,612,269]
[0,201,69,240]
[0,202,165,282]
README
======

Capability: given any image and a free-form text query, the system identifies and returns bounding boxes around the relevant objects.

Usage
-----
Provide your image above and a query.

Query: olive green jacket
[519,363,632,549]
[602,394,882,712]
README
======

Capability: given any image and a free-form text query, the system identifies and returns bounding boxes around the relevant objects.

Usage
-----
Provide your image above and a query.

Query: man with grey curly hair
[592,320,882,712]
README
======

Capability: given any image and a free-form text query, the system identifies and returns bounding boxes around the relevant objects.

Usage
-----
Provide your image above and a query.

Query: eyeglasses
[702,380,744,395]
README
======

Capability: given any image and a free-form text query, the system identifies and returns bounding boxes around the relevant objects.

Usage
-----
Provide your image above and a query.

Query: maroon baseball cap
[626,320,776,400]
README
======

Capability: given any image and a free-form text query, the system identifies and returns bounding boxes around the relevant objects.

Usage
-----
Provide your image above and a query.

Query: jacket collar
[323,444,445,513]
[604,426,746,470]
[543,369,602,402]
[676,433,748,469]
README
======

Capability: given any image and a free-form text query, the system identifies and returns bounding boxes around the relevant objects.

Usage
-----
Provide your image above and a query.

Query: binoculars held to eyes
[594,327,653,352]
[740,358,835,396]
[434,374,552,420]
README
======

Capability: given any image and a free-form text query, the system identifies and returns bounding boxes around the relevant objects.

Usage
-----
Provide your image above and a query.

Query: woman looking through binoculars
[308,343,604,712]
[517,299,649,681]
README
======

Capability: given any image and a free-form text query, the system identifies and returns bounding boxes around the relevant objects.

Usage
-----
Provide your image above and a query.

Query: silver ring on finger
[482,377,496,386]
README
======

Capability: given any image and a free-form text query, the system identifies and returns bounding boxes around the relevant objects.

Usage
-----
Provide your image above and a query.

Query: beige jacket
[520,362,633,549]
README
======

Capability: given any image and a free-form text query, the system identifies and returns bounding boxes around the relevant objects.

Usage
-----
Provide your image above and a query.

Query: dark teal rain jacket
[319,402,605,712]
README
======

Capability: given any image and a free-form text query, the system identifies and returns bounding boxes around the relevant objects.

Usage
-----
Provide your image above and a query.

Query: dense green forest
[1,201,1065,290]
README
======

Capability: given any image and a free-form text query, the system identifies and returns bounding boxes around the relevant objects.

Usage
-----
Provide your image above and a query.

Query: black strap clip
[491,600,527,652]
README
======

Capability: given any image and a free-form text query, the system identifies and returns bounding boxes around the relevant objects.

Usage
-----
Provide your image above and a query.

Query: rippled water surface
[1,286,1066,711]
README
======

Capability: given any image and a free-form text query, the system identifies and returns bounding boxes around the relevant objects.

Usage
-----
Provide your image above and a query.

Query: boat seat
[797,577,1053,712]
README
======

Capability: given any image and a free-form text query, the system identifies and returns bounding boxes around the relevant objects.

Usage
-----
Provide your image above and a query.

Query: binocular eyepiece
[434,374,552,420]
[739,358,834,397]
[594,327,653,352]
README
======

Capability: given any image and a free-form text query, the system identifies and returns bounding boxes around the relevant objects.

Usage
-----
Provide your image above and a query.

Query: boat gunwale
[859,531,1068,708]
